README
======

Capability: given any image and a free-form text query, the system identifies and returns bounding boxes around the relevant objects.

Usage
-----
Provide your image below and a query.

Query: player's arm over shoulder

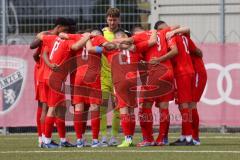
[30,31,51,49]
[188,37,203,57]
[70,33,91,51]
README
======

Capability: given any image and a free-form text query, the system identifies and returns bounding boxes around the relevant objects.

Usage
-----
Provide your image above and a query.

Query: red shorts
[115,93,137,109]
[47,80,65,107]
[192,71,207,102]
[71,73,102,105]
[38,81,49,103]
[113,79,137,109]
[175,74,194,104]
[139,68,174,103]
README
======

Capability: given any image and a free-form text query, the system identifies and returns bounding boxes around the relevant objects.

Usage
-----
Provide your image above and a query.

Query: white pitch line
[1,136,240,140]
[170,136,240,139]
[0,150,240,154]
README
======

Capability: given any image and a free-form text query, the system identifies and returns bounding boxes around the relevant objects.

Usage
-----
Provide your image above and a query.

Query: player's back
[188,37,206,73]
[172,34,194,76]
[145,29,173,69]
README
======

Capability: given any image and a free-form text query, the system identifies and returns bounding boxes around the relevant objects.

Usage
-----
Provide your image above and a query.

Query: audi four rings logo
[201,63,240,106]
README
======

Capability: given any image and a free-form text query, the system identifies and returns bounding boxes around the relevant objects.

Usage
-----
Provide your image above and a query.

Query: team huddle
[30,8,207,148]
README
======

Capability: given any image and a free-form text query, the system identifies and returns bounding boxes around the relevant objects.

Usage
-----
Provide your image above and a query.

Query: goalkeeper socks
[45,116,55,139]
[91,110,100,139]
[56,117,66,139]
[74,111,83,139]
[192,108,200,140]
[157,108,170,142]
[36,106,42,137]
[100,106,108,137]
[111,109,120,137]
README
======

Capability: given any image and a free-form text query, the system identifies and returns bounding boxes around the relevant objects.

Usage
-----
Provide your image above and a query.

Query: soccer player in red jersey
[113,25,189,147]
[39,30,91,148]
[61,29,110,147]
[188,37,207,145]
[59,31,94,147]
[134,27,178,147]
[90,29,157,147]
[170,34,196,146]
[155,21,203,146]
[164,25,206,146]
[29,17,70,147]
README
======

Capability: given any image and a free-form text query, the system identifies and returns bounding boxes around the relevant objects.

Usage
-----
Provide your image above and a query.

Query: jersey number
[49,41,60,60]
[182,36,190,54]
[157,35,161,51]
[119,50,130,64]
[82,47,88,60]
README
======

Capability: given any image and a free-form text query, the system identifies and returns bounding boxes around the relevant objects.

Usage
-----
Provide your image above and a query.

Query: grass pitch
[0,132,240,160]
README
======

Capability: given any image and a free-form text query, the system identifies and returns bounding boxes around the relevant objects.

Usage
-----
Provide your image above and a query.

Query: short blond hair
[106,7,120,18]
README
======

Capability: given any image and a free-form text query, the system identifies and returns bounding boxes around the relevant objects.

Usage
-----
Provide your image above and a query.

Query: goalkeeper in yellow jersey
[100,7,127,146]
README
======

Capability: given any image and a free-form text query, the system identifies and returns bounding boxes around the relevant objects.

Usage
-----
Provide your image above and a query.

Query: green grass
[0,133,240,160]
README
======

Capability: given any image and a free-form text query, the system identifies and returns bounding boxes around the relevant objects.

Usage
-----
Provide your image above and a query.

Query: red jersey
[188,38,206,73]
[68,34,107,80]
[133,31,151,44]
[87,35,107,70]
[92,35,107,46]
[78,35,107,79]
[171,34,195,76]
[42,35,75,80]
[104,41,148,64]
[41,35,58,80]
[35,30,53,82]
[104,41,149,83]
[133,29,176,69]
[37,43,47,82]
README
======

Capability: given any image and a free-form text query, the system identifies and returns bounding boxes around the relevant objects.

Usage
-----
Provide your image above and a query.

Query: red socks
[82,105,89,134]
[157,108,170,142]
[130,114,136,136]
[74,111,84,139]
[36,106,42,137]
[192,108,199,139]
[120,113,135,137]
[139,108,148,139]
[180,108,192,136]
[56,117,66,139]
[139,107,153,141]
[44,116,55,138]
[120,114,131,136]
[41,120,45,136]
[91,111,100,139]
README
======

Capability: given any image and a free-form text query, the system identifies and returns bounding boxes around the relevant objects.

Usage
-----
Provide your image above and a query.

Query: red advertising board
[0,44,240,127]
